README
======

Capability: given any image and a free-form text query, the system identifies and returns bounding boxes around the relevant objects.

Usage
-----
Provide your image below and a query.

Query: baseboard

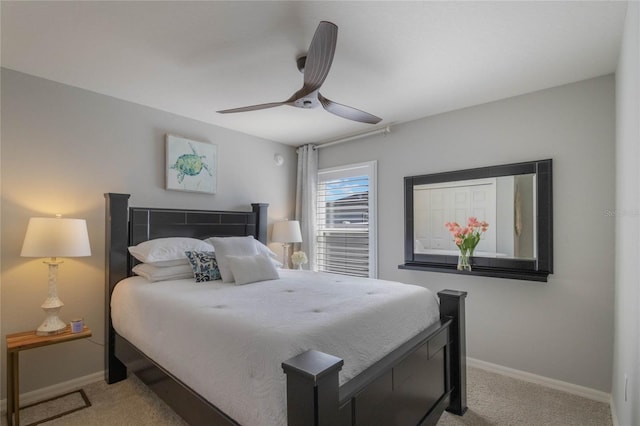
[467,357,611,403]
[610,395,619,426]
[0,370,104,414]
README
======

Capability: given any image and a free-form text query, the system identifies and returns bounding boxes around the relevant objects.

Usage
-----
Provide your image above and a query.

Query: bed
[104,193,467,426]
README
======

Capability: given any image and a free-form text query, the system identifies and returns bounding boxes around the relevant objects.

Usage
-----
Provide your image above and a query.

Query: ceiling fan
[217,21,382,125]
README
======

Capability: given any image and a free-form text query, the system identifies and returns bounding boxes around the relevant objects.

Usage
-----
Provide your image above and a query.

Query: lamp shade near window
[21,217,91,335]
[272,220,302,269]
[272,220,303,245]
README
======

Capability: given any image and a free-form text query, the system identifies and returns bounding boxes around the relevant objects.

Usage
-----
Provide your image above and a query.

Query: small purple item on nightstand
[70,318,83,333]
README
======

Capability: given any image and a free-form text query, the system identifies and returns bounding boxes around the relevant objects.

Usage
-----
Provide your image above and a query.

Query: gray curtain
[295,144,318,271]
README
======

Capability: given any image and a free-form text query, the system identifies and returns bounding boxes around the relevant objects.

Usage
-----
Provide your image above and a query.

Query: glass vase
[457,250,471,271]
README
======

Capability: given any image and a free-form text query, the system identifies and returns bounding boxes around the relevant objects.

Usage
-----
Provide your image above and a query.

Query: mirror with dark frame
[400,159,553,282]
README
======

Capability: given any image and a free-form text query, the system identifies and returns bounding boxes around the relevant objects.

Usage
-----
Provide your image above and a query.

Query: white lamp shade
[21,217,91,258]
[272,220,302,243]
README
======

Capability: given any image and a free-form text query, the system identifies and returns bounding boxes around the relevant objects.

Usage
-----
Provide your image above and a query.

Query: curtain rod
[316,125,391,149]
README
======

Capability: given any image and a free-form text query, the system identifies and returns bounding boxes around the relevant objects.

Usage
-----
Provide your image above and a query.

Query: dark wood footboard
[282,290,467,426]
[104,193,467,426]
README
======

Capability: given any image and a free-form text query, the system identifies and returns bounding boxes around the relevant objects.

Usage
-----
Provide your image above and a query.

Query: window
[316,161,377,278]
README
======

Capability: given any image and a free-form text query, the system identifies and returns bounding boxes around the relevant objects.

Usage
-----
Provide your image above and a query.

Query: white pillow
[254,240,283,268]
[255,240,278,259]
[142,258,190,267]
[204,236,275,259]
[269,257,284,269]
[129,237,213,265]
[226,254,280,285]
[132,263,195,282]
[207,236,259,283]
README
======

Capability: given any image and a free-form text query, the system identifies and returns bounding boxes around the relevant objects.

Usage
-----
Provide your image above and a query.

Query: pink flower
[444,217,490,253]
[444,221,460,233]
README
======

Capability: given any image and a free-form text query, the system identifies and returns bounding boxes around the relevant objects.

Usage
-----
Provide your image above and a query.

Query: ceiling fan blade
[290,21,337,101]
[217,101,285,114]
[318,93,382,124]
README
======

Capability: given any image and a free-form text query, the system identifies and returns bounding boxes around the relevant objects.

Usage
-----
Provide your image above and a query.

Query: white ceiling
[1,1,627,146]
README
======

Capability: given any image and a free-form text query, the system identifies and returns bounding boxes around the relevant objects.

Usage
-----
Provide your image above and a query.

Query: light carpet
[19,390,90,426]
[3,366,612,425]
[438,367,612,426]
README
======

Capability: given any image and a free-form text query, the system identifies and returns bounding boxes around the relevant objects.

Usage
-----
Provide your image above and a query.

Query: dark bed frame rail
[104,193,467,426]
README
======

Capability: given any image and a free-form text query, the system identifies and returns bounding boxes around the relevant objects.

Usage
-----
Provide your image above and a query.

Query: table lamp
[21,216,91,335]
[272,220,302,269]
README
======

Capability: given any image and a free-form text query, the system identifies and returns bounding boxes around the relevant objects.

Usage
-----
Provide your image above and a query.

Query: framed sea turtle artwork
[166,134,217,194]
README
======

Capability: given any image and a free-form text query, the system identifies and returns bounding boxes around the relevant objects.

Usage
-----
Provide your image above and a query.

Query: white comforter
[111,269,440,426]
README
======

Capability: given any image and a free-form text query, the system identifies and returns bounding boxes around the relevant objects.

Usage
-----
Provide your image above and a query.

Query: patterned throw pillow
[184,251,221,282]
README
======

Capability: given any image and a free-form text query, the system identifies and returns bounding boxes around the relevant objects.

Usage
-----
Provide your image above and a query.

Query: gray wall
[613,2,640,425]
[319,75,616,393]
[0,69,297,396]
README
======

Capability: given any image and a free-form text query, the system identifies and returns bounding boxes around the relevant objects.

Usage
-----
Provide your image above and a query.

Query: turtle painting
[170,142,213,184]
[166,135,217,193]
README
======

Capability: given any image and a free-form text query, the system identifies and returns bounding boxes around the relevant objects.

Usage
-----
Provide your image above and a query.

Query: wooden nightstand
[6,325,92,426]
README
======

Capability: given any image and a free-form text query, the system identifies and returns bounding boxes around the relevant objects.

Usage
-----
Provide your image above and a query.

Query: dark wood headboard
[103,192,268,383]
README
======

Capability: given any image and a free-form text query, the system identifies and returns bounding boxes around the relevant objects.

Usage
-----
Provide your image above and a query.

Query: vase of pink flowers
[444,217,489,271]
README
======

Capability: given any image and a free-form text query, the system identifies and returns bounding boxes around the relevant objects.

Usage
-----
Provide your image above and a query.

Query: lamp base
[36,317,67,335]
[35,260,67,335]
[281,243,291,269]
[36,295,66,336]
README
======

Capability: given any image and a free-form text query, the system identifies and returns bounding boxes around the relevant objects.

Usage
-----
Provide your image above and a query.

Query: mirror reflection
[413,174,537,260]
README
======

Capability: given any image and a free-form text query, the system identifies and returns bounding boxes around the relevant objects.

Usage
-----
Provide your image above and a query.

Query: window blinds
[316,162,376,278]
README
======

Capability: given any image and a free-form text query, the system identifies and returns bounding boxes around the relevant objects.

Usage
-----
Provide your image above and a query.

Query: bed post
[438,289,468,416]
[282,350,344,426]
[104,193,131,384]
[252,203,268,244]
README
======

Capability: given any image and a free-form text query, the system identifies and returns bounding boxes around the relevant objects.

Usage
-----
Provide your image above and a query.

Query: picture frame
[166,134,217,194]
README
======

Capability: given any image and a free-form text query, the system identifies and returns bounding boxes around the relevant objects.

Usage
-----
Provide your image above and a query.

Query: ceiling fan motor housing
[293,94,320,109]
